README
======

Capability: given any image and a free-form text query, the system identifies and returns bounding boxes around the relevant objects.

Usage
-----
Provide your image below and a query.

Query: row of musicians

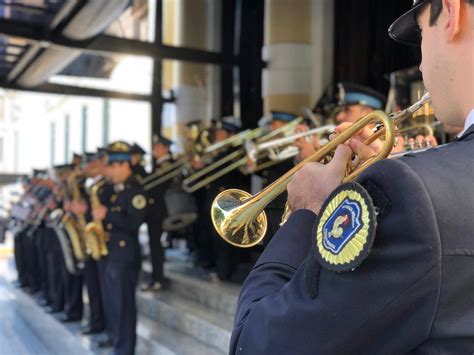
[12,81,440,355]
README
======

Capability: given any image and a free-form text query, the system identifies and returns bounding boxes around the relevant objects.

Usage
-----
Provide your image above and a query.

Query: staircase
[134,253,241,355]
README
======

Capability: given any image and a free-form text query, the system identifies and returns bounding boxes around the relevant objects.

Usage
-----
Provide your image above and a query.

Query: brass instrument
[397,123,434,137]
[201,127,264,155]
[246,124,336,164]
[181,119,302,193]
[49,208,84,274]
[211,93,431,248]
[62,173,87,262]
[144,127,264,192]
[396,122,439,150]
[84,180,108,260]
[69,172,88,248]
[182,150,246,193]
[142,158,185,184]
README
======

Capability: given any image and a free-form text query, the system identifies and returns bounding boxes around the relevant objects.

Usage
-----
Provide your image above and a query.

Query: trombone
[141,157,189,192]
[246,124,336,164]
[181,118,303,193]
[211,92,431,248]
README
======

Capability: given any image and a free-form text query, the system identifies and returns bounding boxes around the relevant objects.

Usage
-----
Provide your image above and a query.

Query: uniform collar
[456,110,474,140]
[157,154,171,165]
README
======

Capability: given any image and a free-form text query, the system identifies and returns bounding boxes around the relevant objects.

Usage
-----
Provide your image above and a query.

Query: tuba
[84,180,108,260]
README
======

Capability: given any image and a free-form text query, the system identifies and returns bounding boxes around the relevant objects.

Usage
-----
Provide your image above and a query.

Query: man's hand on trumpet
[334,123,384,162]
[287,144,353,215]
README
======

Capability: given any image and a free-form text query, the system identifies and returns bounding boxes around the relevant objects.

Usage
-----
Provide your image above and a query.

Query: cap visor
[388,3,425,46]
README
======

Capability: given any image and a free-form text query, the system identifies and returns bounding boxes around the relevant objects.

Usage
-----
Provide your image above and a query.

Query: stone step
[137,316,226,355]
[143,256,241,316]
[166,269,239,316]
[137,290,233,353]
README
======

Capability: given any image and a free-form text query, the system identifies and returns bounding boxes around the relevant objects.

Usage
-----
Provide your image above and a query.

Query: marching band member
[92,141,147,355]
[230,0,474,353]
[141,134,174,292]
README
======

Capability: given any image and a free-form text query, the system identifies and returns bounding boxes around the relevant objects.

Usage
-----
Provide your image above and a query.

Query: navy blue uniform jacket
[103,175,147,266]
[231,125,474,354]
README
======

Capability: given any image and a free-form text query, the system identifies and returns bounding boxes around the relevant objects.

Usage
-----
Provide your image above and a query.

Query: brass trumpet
[211,93,431,248]
[181,120,302,193]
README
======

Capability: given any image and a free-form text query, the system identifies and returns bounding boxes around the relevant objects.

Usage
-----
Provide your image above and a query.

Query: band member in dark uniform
[91,149,115,348]
[131,143,148,181]
[255,111,299,243]
[92,141,147,355]
[56,165,83,323]
[203,117,250,281]
[230,0,474,353]
[141,134,173,291]
[72,152,106,334]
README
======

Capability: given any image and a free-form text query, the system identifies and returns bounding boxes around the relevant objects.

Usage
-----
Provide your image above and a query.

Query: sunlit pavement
[0,236,92,355]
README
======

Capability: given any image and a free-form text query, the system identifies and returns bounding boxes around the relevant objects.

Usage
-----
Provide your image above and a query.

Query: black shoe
[45,306,62,314]
[81,326,105,335]
[96,338,113,348]
[55,313,81,323]
[37,298,50,307]
[25,287,40,294]
[141,281,166,292]
[12,280,27,288]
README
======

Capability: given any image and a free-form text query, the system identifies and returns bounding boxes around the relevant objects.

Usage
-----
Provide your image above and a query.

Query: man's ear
[442,0,462,42]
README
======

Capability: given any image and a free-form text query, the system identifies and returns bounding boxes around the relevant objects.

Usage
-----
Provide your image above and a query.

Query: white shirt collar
[458,109,474,137]
[157,154,171,165]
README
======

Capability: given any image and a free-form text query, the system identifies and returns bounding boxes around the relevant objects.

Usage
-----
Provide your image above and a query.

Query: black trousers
[147,215,165,283]
[83,258,105,329]
[25,227,41,292]
[14,230,28,286]
[60,261,83,318]
[105,260,139,355]
[212,233,240,281]
[193,189,216,268]
[47,229,65,311]
[37,227,51,302]
[98,258,114,341]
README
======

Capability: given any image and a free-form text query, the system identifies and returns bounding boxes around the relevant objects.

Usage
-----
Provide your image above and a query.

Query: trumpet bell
[211,189,267,248]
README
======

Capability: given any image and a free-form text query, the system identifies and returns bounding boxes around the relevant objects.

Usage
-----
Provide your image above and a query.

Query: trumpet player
[253,111,300,243]
[191,116,250,281]
[231,0,474,353]
[130,143,148,180]
[141,134,174,292]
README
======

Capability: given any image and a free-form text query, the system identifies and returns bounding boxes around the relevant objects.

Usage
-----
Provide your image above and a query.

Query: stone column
[161,0,210,148]
[263,0,312,115]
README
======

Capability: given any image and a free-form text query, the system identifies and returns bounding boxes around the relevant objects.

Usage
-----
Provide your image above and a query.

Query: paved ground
[0,241,91,355]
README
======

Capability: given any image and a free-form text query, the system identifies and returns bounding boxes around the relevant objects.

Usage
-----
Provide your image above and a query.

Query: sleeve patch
[314,182,377,272]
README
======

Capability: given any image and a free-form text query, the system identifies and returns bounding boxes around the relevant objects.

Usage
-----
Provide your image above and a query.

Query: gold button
[111,195,117,202]
[107,223,112,230]
[119,240,126,247]
[116,206,121,212]
[149,198,155,204]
